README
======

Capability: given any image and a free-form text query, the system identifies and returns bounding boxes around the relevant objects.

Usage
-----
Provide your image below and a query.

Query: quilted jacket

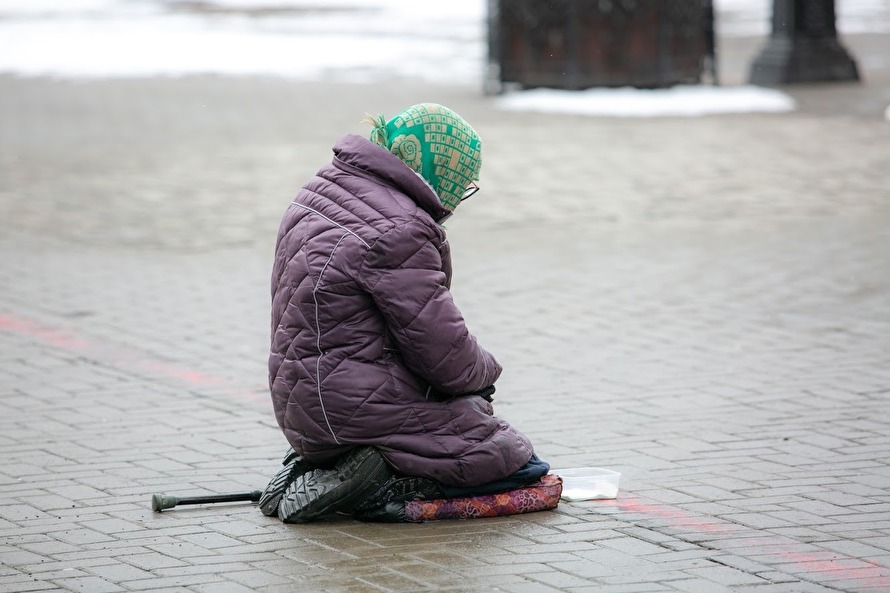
[268,134,534,487]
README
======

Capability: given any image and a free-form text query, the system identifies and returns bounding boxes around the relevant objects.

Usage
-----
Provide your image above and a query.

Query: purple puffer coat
[269,134,534,487]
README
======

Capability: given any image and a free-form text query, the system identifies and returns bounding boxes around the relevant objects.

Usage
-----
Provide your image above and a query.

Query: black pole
[152,490,262,512]
[749,0,859,84]
[484,0,502,95]
[703,0,718,84]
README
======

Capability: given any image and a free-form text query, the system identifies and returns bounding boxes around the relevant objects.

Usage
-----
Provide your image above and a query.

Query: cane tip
[151,493,177,512]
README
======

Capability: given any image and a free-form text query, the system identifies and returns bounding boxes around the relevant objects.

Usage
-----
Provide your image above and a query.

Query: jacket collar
[331,134,451,224]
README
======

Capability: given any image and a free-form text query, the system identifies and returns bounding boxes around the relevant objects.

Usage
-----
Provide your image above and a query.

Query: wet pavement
[1,20,890,593]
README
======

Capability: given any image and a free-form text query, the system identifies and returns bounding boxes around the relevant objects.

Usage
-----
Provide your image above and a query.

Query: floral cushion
[401,474,563,522]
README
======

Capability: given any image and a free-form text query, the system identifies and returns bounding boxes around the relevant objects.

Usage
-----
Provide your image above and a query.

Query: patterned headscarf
[365,103,482,212]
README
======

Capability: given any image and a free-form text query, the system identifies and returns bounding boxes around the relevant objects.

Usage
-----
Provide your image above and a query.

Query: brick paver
[1,18,890,593]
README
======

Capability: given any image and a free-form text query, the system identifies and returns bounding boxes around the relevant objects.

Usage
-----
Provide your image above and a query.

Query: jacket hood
[332,134,451,224]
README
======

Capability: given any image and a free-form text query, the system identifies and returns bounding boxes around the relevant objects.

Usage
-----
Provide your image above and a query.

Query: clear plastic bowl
[553,467,621,501]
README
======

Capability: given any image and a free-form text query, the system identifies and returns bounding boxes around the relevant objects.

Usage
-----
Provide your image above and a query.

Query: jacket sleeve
[358,219,502,395]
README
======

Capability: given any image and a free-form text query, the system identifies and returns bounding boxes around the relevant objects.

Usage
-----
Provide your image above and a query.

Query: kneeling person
[262,103,549,522]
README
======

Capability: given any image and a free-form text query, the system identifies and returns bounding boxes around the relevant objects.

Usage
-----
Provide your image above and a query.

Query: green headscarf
[365,103,482,212]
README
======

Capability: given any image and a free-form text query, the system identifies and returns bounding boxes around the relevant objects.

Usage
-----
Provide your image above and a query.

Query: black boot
[278,447,393,523]
[258,449,317,517]
[354,475,443,513]
[353,475,444,523]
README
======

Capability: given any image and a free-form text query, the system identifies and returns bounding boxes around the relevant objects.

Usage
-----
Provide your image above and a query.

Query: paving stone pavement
[1,29,890,593]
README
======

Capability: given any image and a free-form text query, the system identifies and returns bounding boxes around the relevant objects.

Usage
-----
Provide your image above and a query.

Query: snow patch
[494,85,796,118]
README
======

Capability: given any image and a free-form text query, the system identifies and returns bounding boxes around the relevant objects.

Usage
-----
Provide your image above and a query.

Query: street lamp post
[749,0,859,84]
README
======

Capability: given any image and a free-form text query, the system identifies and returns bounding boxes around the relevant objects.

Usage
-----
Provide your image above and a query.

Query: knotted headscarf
[365,103,482,212]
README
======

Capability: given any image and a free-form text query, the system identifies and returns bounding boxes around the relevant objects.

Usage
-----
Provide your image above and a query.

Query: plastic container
[553,467,621,501]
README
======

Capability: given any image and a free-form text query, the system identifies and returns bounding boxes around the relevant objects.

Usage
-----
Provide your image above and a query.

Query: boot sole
[279,447,391,523]
[259,456,316,517]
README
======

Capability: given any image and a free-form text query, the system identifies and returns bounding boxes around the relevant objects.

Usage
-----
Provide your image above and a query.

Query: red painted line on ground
[601,494,890,589]
[611,496,740,534]
[0,313,88,349]
[775,551,890,583]
[0,311,266,405]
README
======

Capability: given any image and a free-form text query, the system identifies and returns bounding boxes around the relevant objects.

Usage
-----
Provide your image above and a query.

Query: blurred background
[1,0,888,83]
[1,0,888,250]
